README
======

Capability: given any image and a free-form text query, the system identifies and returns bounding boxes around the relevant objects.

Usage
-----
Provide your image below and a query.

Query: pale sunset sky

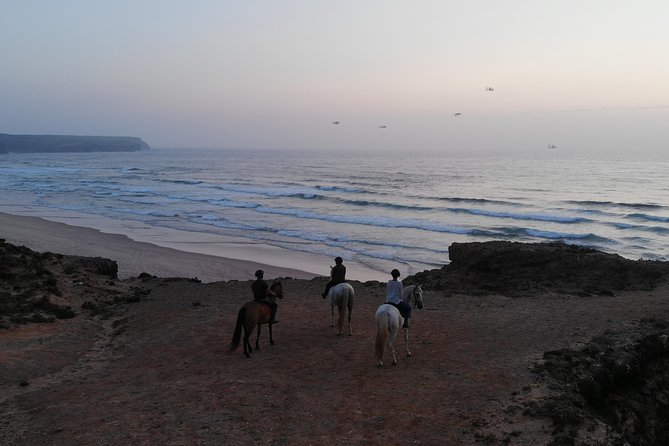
[1,1,668,154]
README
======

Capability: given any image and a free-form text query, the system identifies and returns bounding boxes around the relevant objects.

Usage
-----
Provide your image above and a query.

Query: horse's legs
[243,327,251,358]
[347,304,353,336]
[255,324,262,350]
[268,322,274,346]
[403,327,412,357]
[330,304,335,327]
[388,327,399,365]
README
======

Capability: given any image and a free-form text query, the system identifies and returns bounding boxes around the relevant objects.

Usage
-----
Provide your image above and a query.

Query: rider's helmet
[255,269,264,278]
[391,269,400,278]
[334,256,343,264]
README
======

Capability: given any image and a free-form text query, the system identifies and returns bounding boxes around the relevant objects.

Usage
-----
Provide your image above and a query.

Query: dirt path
[2,277,669,445]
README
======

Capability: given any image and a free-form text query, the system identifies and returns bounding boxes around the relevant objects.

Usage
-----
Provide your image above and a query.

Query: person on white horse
[385,268,412,329]
[322,256,346,299]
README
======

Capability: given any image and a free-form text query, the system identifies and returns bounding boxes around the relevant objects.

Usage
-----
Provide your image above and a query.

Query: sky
[1,1,668,154]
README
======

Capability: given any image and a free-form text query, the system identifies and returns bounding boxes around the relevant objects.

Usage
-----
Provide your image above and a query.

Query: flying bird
[331,121,340,125]
[453,113,462,117]
[378,125,387,128]
[486,87,495,92]
[547,144,557,149]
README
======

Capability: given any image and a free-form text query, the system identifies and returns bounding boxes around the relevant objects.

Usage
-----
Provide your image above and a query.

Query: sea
[1,148,668,277]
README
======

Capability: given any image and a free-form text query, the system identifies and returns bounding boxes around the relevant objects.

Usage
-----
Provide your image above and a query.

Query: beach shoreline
[0,210,390,282]
[0,211,328,282]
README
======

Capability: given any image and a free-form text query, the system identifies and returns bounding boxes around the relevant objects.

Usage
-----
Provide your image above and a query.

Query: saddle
[258,301,272,319]
[386,302,407,318]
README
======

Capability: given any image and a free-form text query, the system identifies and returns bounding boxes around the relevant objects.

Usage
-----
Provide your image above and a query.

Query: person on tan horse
[252,269,278,324]
[385,268,412,328]
[322,256,346,299]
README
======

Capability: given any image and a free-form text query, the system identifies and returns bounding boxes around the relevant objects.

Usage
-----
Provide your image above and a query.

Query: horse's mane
[270,281,283,298]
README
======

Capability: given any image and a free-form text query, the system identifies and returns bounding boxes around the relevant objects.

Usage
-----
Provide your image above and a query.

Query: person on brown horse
[322,256,346,299]
[252,269,278,323]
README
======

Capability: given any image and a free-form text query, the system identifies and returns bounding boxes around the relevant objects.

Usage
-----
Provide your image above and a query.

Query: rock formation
[0,133,150,153]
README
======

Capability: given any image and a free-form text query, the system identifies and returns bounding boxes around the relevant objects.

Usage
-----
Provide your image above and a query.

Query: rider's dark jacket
[252,278,269,301]
[331,264,346,284]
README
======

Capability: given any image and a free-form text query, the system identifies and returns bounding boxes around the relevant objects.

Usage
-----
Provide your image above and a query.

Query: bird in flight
[486,87,495,92]
[378,125,387,128]
[332,121,340,125]
[453,112,462,117]
[547,144,557,149]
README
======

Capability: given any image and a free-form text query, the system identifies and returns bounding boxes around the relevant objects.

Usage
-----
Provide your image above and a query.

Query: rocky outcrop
[0,239,120,328]
[527,320,669,445]
[0,133,150,153]
[408,241,669,297]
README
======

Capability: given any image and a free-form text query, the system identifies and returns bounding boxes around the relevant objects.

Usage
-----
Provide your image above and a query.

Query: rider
[322,256,346,299]
[385,268,411,328]
[252,269,278,324]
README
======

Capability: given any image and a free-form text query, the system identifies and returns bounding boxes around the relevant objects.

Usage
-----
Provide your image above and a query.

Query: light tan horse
[374,284,423,366]
[326,282,354,336]
[228,281,283,358]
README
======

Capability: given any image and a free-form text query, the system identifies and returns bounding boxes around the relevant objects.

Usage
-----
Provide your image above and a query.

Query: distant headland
[0,133,151,154]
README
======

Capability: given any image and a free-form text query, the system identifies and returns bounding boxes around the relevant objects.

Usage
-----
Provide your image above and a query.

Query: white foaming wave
[276,229,450,255]
[524,228,612,242]
[450,207,589,223]
[256,206,473,234]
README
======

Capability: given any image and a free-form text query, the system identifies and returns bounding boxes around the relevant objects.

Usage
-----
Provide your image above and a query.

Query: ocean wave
[118,208,178,218]
[255,206,474,234]
[434,196,519,206]
[204,183,326,199]
[336,198,433,211]
[449,207,589,224]
[610,222,669,234]
[156,178,204,185]
[315,185,367,193]
[566,200,665,210]
[276,229,450,256]
[186,213,261,230]
[626,213,669,223]
[524,228,611,243]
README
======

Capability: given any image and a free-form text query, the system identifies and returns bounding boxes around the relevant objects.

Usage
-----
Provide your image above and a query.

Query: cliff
[0,134,151,153]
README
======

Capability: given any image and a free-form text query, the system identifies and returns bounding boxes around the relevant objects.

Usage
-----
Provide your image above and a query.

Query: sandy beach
[0,211,319,282]
[0,210,389,284]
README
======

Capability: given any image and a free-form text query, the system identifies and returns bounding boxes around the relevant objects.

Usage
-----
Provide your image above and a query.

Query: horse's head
[413,285,424,309]
[270,281,283,300]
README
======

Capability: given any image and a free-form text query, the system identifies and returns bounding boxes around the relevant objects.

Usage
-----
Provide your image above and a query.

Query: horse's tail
[337,287,349,333]
[228,306,245,353]
[375,310,389,362]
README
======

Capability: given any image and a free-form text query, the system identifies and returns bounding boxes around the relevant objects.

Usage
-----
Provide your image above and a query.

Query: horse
[374,284,424,366]
[228,281,283,358]
[326,282,354,336]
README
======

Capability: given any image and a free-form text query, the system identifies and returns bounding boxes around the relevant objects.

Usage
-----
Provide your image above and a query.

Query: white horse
[326,282,354,336]
[374,284,424,366]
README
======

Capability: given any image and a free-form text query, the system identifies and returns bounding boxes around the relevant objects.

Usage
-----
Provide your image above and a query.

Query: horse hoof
[392,361,397,366]
[407,352,412,357]
[377,362,383,367]
[270,341,275,346]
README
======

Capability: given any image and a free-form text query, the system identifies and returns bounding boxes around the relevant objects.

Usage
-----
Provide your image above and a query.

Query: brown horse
[228,281,283,358]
